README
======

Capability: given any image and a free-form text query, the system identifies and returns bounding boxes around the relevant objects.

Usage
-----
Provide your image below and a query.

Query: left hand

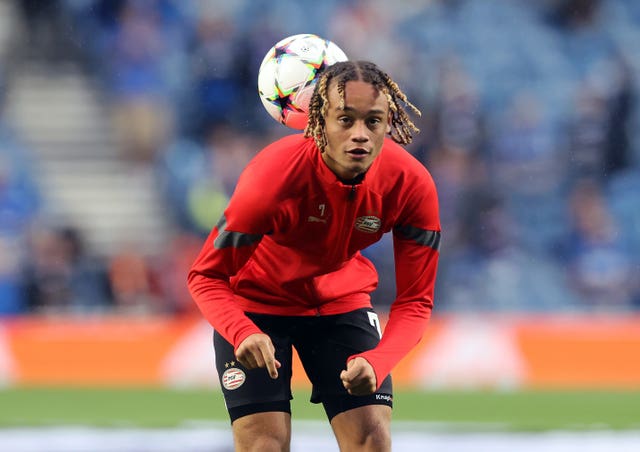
[340,357,377,396]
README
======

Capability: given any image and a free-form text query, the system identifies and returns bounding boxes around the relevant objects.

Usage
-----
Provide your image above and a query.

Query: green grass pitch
[1,387,639,431]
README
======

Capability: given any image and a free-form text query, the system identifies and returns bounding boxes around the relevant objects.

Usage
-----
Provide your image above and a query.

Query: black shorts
[213,307,393,422]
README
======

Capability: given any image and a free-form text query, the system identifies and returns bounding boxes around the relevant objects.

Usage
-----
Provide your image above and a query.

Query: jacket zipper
[331,183,358,263]
[348,184,357,201]
[314,183,359,315]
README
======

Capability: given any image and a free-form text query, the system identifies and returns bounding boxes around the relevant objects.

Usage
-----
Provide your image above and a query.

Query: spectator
[107,0,175,162]
[438,189,576,311]
[486,91,569,250]
[430,54,487,155]
[183,9,246,138]
[566,56,635,182]
[22,224,112,314]
[0,86,40,316]
[566,81,613,180]
[15,0,66,61]
[0,233,25,314]
[488,90,565,198]
[425,143,487,255]
[156,136,208,231]
[0,123,41,234]
[557,178,640,310]
[107,241,164,314]
[159,122,255,236]
[153,231,203,315]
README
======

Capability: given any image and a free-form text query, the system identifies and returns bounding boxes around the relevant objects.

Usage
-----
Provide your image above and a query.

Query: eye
[338,116,353,125]
[368,117,383,127]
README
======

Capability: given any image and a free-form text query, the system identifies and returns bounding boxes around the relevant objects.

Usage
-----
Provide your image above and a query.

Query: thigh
[294,308,393,416]
[214,314,294,421]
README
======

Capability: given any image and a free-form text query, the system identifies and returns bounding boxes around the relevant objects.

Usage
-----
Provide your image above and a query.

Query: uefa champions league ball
[258,34,348,130]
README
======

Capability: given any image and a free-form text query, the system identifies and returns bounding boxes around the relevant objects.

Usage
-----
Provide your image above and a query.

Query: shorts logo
[376,394,393,402]
[355,216,381,233]
[222,368,246,390]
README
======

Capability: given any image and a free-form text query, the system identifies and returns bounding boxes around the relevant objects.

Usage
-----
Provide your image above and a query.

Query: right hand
[340,357,377,395]
[235,333,281,379]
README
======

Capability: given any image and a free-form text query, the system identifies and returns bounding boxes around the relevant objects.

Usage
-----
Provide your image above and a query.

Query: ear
[386,111,392,134]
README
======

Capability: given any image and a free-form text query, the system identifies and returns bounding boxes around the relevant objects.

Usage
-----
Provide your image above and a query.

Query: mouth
[346,148,370,158]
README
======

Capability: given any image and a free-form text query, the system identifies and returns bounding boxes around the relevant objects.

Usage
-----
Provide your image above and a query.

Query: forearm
[187,271,262,348]
[352,299,432,390]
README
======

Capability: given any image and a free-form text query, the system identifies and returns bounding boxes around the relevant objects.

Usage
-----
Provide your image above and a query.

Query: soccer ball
[258,34,348,130]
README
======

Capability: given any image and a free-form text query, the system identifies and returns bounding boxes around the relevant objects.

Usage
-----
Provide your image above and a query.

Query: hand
[340,357,377,396]
[235,333,281,379]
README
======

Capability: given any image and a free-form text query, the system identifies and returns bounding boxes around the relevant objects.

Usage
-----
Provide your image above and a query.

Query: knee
[247,434,290,452]
[332,406,392,451]
[232,413,291,452]
[343,419,391,451]
[234,428,290,452]
[359,422,391,451]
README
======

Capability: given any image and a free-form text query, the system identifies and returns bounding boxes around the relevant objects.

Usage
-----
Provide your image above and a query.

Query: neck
[340,172,365,185]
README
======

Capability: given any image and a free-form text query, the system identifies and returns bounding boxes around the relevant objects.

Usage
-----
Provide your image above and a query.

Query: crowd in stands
[1,0,639,316]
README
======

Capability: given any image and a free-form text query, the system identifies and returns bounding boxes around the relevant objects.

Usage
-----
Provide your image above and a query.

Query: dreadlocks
[304,60,421,152]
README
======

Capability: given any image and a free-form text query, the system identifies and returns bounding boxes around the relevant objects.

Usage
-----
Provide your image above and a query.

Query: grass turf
[1,387,639,431]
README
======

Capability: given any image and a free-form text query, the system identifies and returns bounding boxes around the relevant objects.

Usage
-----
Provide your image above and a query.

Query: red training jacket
[188,134,441,388]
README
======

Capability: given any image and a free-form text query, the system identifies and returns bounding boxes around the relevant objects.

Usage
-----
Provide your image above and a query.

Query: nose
[351,120,368,142]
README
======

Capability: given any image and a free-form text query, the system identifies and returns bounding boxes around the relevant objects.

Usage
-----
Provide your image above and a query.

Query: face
[322,80,391,181]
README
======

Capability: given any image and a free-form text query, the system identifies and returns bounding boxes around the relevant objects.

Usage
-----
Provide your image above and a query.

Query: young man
[188,60,441,451]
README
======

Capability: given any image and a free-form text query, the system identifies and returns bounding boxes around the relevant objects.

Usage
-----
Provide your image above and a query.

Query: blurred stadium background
[0,0,639,450]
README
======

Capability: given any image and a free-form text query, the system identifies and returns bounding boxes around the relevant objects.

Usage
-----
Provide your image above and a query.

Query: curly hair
[304,60,421,152]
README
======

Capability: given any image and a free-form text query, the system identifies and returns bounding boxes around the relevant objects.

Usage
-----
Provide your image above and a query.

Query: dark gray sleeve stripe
[213,215,263,249]
[394,225,441,251]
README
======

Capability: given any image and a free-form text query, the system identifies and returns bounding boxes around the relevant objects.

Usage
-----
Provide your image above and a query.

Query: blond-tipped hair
[304,60,421,151]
